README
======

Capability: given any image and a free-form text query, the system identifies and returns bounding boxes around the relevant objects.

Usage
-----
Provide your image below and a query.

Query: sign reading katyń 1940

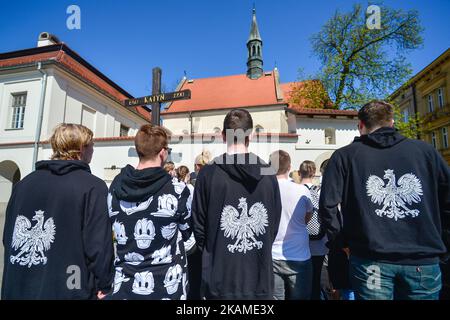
[124,89,191,107]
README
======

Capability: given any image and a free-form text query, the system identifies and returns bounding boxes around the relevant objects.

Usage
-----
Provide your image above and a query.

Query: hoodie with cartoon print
[108,165,192,300]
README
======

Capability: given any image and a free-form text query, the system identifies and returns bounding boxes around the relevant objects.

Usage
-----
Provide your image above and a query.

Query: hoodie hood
[35,160,91,175]
[355,127,407,148]
[213,153,270,186]
[112,165,171,202]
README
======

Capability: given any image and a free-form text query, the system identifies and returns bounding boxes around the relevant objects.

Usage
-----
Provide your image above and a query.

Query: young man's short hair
[50,123,93,160]
[358,100,394,131]
[135,124,168,160]
[269,150,291,176]
[223,109,253,145]
[299,160,316,179]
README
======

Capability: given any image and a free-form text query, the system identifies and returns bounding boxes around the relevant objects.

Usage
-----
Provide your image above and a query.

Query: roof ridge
[183,71,274,82]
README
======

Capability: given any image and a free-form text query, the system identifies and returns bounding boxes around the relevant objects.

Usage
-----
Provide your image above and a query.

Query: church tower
[246,7,263,80]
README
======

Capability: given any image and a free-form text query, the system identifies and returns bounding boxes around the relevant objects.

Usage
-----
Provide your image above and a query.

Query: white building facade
[0,34,150,206]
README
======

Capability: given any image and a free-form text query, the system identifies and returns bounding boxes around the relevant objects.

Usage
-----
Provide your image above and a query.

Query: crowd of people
[1,101,449,300]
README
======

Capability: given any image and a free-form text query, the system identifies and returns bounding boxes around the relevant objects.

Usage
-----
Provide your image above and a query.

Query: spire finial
[246,4,263,79]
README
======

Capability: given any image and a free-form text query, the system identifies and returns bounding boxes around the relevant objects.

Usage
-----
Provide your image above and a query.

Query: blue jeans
[273,259,312,300]
[340,289,355,300]
[350,255,442,300]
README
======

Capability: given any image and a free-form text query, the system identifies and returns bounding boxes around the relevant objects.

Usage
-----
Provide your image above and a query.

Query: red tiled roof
[162,74,351,117]
[163,72,285,114]
[0,44,150,120]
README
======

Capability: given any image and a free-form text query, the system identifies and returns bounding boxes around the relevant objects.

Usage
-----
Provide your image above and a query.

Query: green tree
[392,104,423,139]
[307,3,423,109]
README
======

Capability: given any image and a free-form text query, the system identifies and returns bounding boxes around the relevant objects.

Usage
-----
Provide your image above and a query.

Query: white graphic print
[164,264,183,294]
[184,233,196,252]
[132,271,154,295]
[113,220,128,245]
[114,256,120,266]
[120,196,153,215]
[124,252,145,265]
[161,223,178,240]
[176,232,182,255]
[181,272,188,300]
[113,267,130,294]
[151,194,178,217]
[151,245,172,264]
[220,197,269,254]
[134,218,156,249]
[10,210,56,268]
[178,223,189,231]
[107,193,119,217]
[366,169,423,221]
[172,178,186,196]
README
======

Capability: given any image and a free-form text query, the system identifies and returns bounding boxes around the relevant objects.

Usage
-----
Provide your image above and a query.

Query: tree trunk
[334,64,349,109]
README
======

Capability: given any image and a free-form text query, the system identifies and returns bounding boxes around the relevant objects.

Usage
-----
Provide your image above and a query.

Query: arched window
[257,46,261,56]
[252,45,256,56]
[324,128,336,145]
[255,125,264,133]
[213,127,221,134]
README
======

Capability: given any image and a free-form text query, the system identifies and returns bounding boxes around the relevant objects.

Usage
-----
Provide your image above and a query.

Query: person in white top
[270,150,313,300]
[300,160,329,300]
[176,165,199,299]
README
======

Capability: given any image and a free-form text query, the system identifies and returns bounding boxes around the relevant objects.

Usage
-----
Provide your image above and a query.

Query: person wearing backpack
[270,151,313,299]
[299,160,328,300]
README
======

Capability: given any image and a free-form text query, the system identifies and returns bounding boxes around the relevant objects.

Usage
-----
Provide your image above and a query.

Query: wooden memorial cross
[124,67,191,125]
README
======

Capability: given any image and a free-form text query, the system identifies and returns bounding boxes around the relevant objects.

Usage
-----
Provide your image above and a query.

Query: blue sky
[0,0,449,98]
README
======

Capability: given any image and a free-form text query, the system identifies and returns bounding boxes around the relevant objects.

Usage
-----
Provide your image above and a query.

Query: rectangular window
[428,94,434,113]
[403,108,409,123]
[438,88,445,108]
[120,124,129,137]
[442,127,448,149]
[10,93,27,129]
[324,128,336,145]
[431,131,437,149]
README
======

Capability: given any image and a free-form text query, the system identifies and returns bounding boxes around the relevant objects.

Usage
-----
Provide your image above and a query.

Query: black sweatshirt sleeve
[319,150,346,245]
[272,176,282,242]
[178,186,193,242]
[2,188,16,249]
[83,182,114,292]
[436,152,450,256]
[192,168,208,251]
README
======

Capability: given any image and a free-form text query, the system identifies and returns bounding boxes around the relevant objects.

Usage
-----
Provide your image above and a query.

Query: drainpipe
[32,62,48,170]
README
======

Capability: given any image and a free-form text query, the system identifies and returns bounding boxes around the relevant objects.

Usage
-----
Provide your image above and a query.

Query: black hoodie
[192,153,282,299]
[319,127,450,265]
[107,165,192,300]
[2,160,114,300]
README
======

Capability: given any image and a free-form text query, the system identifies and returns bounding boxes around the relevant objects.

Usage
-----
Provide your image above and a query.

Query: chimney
[37,32,61,47]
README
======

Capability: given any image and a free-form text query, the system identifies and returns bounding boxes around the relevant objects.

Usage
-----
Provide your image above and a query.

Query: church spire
[246,7,263,79]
